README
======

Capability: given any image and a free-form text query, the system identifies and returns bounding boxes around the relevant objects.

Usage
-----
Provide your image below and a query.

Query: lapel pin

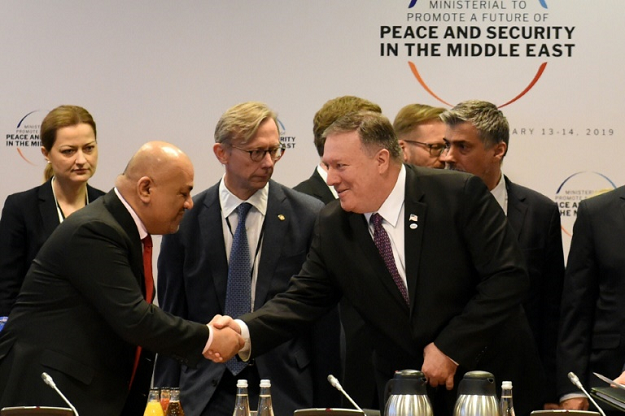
[409,214,418,222]
[410,223,418,229]
[278,214,285,221]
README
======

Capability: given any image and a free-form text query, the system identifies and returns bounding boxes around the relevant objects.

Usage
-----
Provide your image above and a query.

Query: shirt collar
[218,175,269,217]
[114,187,148,240]
[365,164,406,226]
[490,172,508,214]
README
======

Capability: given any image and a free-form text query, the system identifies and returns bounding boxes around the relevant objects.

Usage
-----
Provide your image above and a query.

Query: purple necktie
[371,213,409,305]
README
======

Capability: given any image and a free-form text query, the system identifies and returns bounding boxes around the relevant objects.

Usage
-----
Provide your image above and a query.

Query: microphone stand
[327,374,364,413]
[41,372,80,416]
[568,371,606,416]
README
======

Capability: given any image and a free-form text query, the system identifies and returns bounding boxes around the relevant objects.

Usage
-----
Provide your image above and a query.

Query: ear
[398,140,408,162]
[213,143,229,165]
[375,148,391,173]
[41,147,49,162]
[493,141,507,162]
[137,176,153,203]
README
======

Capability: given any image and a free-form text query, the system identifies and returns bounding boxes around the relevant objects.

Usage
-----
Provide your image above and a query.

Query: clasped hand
[203,314,243,362]
[421,342,458,390]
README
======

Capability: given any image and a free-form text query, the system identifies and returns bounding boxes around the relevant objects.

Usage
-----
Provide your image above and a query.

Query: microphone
[567,371,606,416]
[41,372,80,416]
[327,374,364,413]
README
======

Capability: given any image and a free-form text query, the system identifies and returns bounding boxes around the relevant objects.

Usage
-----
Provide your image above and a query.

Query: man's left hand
[421,342,458,390]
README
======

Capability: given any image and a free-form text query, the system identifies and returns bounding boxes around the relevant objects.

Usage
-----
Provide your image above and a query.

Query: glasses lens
[430,145,445,156]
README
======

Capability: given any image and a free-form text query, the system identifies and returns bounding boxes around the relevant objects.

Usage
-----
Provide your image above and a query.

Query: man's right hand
[204,315,243,362]
[560,397,589,411]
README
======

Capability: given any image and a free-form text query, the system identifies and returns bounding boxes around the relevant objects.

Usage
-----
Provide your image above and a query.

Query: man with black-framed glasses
[153,101,340,416]
[393,103,446,169]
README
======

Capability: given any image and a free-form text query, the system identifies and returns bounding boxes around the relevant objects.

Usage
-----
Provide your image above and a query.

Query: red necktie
[129,235,154,388]
[371,213,410,305]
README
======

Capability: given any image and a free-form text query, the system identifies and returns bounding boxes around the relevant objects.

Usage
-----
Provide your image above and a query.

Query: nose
[185,195,194,210]
[75,150,86,165]
[259,150,276,168]
[326,168,339,187]
[440,146,454,164]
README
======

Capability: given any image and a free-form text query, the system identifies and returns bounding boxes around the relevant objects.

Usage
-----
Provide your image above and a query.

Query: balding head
[116,141,194,235]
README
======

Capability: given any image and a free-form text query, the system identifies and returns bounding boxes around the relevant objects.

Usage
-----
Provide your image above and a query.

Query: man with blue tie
[154,101,341,416]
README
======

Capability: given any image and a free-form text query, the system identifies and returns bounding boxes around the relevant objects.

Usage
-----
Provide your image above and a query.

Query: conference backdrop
[1,0,621,260]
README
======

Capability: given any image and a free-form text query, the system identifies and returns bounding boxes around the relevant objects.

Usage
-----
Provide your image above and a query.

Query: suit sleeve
[0,195,29,316]
[57,219,208,368]
[556,200,597,397]
[434,175,530,366]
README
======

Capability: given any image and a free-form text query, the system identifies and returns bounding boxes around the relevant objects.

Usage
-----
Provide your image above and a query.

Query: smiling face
[441,121,506,190]
[322,130,390,213]
[41,123,98,186]
[214,118,281,200]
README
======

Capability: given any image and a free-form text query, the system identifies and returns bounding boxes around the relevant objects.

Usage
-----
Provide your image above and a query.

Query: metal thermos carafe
[384,369,433,416]
[453,371,499,416]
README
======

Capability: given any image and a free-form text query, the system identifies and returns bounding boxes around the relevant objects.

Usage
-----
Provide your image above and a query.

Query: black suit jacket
[557,186,625,400]
[294,168,336,204]
[0,179,105,316]
[154,180,341,416]
[506,177,565,403]
[0,190,209,416]
[294,168,379,408]
[243,165,546,416]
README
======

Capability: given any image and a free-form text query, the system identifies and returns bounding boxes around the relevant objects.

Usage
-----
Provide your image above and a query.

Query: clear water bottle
[257,379,275,416]
[144,388,164,416]
[499,381,516,416]
[165,387,185,416]
[232,379,251,416]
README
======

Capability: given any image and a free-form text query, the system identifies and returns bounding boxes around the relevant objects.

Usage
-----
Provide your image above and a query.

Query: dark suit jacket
[0,179,105,316]
[243,165,546,416]
[294,168,336,204]
[556,186,625,400]
[154,180,341,416]
[0,190,209,416]
[294,168,379,409]
[506,177,565,403]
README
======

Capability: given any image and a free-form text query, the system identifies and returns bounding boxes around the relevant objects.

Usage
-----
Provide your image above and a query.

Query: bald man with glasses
[153,101,340,416]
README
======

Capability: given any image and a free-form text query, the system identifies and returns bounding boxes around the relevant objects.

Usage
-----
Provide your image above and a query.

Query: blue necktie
[225,202,253,375]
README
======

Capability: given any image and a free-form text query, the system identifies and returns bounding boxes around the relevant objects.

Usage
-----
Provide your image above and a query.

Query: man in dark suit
[439,100,565,408]
[556,186,625,412]
[0,142,243,416]
[211,111,546,416]
[154,101,340,416]
[294,96,382,409]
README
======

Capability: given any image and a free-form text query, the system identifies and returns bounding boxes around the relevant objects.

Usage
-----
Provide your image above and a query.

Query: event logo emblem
[278,119,297,150]
[555,171,616,237]
[391,0,570,107]
[4,110,47,166]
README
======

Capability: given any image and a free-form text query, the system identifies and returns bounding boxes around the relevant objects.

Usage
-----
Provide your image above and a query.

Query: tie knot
[371,213,383,228]
[237,202,253,219]
[142,235,153,249]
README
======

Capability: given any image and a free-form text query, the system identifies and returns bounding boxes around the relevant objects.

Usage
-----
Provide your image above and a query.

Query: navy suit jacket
[557,186,625,400]
[0,190,209,416]
[506,177,565,403]
[243,165,546,416]
[154,180,341,416]
[0,179,105,316]
[294,168,336,204]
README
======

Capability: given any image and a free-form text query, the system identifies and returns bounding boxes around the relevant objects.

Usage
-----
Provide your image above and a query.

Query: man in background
[440,100,565,408]
[393,103,446,168]
[0,141,243,416]
[154,102,340,416]
[294,95,382,409]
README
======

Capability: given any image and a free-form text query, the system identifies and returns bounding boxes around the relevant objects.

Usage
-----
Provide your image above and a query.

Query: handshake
[203,314,245,363]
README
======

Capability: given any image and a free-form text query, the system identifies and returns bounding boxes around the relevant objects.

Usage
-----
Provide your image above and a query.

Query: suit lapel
[38,180,61,237]
[404,166,426,315]
[505,177,527,240]
[254,181,288,309]
[200,185,230,311]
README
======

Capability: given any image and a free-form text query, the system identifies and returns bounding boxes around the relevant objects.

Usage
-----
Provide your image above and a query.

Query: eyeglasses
[403,140,446,156]
[230,144,286,162]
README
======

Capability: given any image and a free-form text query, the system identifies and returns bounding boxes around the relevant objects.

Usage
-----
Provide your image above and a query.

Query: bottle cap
[237,379,249,388]
[260,379,271,388]
[502,381,513,389]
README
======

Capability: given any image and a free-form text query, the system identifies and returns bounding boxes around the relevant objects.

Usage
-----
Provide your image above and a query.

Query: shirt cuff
[235,319,252,361]
[202,324,214,354]
[560,393,586,402]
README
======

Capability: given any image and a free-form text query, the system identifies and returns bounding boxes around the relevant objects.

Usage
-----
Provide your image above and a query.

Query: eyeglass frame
[402,140,447,156]
[229,143,286,162]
